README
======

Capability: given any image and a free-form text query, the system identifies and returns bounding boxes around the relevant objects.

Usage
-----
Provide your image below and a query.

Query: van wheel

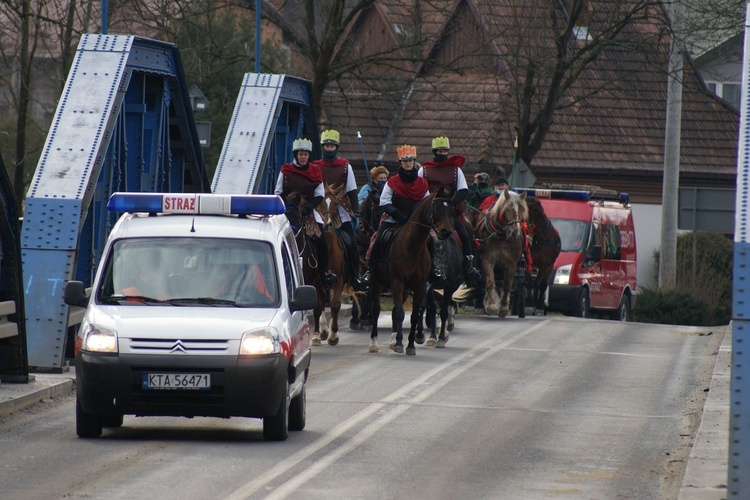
[76,398,103,438]
[613,295,630,321]
[263,388,289,441]
[576,289,590,318]
[289,384,306,431]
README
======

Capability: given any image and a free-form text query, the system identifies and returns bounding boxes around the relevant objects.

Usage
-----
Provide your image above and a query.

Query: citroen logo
[170,340,187,353]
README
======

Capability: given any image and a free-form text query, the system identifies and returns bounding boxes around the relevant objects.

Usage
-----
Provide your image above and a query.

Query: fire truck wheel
[576,288,590,318]
[613,295,630,321]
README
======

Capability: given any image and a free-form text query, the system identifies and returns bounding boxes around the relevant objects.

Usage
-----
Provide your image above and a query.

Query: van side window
[281,242,295,299]
[602,225,622,260]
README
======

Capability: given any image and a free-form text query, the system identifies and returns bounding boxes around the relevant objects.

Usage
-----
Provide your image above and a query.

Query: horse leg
[328,285,342,346]
[426,289,438,347]
[349,295,362,330]
[436,294,450,348]
[390,287,406,353]
[369,284,382,353]
[311,298,324,346]
[415,293,427,345]
[482,260,501,316]
[406,289,426,356]
[499,268,514,318]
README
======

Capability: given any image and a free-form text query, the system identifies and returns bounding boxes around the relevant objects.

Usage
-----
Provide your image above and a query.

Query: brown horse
[368,188,453,355]
[525,197,561,315]
[310,183,352,346]
[474,190,528,317]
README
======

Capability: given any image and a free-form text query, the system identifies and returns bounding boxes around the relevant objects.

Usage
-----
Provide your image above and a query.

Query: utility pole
[659,1,684,290]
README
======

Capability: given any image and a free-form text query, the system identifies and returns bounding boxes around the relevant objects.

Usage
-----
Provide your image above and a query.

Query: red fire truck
[517,187,637,320]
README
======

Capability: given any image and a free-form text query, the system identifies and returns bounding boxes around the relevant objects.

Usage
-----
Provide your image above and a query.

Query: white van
[64,193,317,440]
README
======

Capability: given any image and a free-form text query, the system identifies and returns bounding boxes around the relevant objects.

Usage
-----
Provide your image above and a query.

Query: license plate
[142,373,211,390]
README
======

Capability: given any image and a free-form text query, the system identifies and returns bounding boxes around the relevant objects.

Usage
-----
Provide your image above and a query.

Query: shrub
[646,231,732,326]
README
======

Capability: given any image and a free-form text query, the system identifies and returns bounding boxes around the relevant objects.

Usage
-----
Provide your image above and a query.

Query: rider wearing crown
[310,129,361,287]
[275,137,338,287]
[420,136,482,285]
[359,145,445,286]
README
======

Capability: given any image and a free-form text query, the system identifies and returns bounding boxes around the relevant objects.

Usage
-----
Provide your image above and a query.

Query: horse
[310,183,354,346]
[284,191,330,344]
[474,190,528,317]
[350,187,382,330]
[368,188,453,355]
[525,197,561,315]
[424,221,464,348]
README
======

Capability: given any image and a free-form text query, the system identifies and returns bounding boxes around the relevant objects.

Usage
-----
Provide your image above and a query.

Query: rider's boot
[464,255,482,286]
[323,270,338,287]
[429,266,446,285]
[355,270,370,289]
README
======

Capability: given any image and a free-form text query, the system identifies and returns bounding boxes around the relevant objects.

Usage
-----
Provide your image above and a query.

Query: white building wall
[631,203,661,290]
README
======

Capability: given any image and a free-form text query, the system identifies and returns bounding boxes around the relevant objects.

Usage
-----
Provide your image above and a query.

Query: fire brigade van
[64,192,317,441]
[517,187,637,320]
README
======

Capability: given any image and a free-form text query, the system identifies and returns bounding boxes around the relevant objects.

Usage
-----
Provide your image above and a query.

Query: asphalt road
[0,314,723,499]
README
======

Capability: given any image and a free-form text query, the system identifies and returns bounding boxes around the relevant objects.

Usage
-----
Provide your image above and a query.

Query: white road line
[225,320,549,499]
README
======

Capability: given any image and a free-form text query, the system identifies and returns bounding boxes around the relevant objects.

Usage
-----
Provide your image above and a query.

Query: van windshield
[550,219,590,253]
[96,238,279,307]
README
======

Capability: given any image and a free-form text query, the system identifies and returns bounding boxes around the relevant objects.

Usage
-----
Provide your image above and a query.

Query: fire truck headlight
[553,264,572,285]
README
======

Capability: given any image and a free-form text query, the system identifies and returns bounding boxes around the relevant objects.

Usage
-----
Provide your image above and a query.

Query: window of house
[705,81,741,109]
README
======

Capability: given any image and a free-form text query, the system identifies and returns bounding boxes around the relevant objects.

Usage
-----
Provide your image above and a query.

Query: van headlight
[553,264,572,285]
[81,322,118,353]
[240,327,280,355]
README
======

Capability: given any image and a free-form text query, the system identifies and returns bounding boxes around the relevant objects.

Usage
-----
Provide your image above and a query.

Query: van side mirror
[64,281,90,308]
[290,285,318,312]
[587,244,602,262]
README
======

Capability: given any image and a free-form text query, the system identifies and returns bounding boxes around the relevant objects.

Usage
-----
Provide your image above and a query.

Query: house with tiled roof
[287,0,739,288]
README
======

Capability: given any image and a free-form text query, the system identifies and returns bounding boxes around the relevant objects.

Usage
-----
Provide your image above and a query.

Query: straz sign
[163,195,197,214]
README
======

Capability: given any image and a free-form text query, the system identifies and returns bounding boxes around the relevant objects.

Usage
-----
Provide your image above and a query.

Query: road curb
[678,323,731,499]
[0,377,75,418]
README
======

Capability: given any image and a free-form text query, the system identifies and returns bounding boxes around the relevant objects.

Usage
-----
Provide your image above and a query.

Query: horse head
[320,183,344,233]
[488,189,527,240]
[429,187,454,241]
[284,190,307,229]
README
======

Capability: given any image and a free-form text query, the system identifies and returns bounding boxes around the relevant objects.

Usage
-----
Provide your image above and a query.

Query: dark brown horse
[285,191,329,343]
[350,187,382,330]
[368,188,453,355]
[474,190,527,317]
[525,197,561,315]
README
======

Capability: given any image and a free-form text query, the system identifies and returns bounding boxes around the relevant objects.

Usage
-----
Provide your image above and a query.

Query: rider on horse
[359,144,445,286]
[480,176,534,273]
[275,137,338,287]
[358,165,389,204]
[310,129,361,287]
[420,136,482,285]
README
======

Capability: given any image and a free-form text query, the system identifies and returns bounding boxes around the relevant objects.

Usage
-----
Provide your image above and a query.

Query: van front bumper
[547,284,582,313]
[76,351,288,419]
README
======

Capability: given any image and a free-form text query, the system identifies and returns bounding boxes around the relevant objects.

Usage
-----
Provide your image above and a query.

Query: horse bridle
[407,195,449,231]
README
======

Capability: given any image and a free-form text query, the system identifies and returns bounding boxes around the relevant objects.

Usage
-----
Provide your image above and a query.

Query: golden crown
[431,136,450,150]
[320,129,340,144]
[397,145,417,160]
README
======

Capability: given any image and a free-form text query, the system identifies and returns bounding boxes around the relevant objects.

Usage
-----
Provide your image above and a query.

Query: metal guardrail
[0,300,18,339]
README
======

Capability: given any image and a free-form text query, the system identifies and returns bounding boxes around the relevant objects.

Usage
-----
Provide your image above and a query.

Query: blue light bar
[107,193,286,216]
[514,188,591,201]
